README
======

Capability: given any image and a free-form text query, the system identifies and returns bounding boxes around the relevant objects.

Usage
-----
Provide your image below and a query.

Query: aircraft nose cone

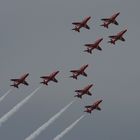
[26,73,29,76]
[117,12,120,15]
[100,38,103,41]
[56,71,60,74]
[54,71,59,74]
[100,100,103,103]
[89,84,93,87]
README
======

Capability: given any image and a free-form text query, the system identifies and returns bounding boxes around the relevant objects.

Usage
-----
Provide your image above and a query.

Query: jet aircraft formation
[10,12,127,113]
[9,12,127,114]
[5,12,127,138]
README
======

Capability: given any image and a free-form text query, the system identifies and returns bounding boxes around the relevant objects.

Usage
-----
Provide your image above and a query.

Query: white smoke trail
[53,115,85,140]
[0,86,42,127]
[25,100,75,140]
[0,89,12,103]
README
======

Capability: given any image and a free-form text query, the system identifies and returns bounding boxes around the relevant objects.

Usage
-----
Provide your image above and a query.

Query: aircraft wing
[101,18,110,21]
[97,46,102,51]
[109,35,117,39]
[10,79,19,82]
[87,91,92,96]
[70,70,78,73]
[96,107,101,110]
[84,44,93,47]
[52,78,58,83]
[85,105,92,108]
[120,37,125,41]
[82,72,87,77]
[75,89,82,93]
[40,76,49,79]
[84,24,90,29]
[72,22,81,26]
[114,20,119,25]
[23,81,29,86]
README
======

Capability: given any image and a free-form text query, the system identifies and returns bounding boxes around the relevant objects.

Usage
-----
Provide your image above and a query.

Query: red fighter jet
[84,100,102,114]
[40,71,59,85]
[74,84,93,99]
[101,12,120,28]
[72,16,91,32]
[84,38,103,54]
[108,29,127,45]
[10,73,29,88]
[70,64,88,80]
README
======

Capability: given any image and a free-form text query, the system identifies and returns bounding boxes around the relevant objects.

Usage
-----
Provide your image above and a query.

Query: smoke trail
[53,115,85,140]
[0,89,12,103]
[25,100,75,140]
[0,86,42,127]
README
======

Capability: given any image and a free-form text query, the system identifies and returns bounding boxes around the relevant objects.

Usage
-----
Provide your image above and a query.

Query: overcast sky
[0,0,140,140]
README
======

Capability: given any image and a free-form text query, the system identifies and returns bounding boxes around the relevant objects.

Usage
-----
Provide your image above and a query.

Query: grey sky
[0,0,140,140]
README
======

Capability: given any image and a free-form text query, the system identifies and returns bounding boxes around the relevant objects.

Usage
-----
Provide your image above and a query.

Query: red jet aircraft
[74,84,93,98]
[10,73,29,88]
[70,64,88,79]
[108,29,127,45]
[101,12,120,28]
[84,100,102,114]
[72,16,91,32]
[84,38,103,54]
[40,71,59,85]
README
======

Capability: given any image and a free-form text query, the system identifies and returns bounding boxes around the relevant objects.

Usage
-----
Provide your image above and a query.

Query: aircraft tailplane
[10,84,18,88]
[84,49,92,54]
[108,40,115,44]
[74,94,82,99]
[72,27,80,32]
[100,23,108,28]
[84,109,91,113]
[70,75,77,80]
[40,81,48,85]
